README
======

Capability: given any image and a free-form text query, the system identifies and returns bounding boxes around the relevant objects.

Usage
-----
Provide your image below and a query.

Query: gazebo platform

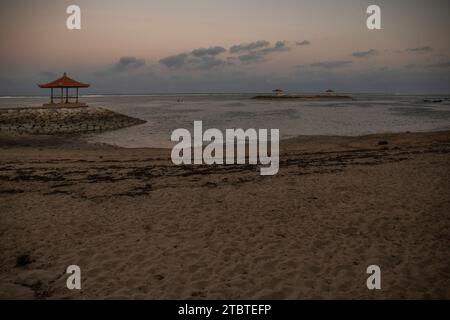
[42,103,88,108]
[0,106,146,135]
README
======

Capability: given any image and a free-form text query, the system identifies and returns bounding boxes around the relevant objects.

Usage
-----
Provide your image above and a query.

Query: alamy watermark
[171,121,279,176]
[66,265,81,290]
[66,5,81,30]
[366,5,381,30]
[366,265,381,290]
[66,4,381,31]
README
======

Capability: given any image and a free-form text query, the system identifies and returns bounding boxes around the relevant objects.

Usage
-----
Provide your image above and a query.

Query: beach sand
[0,131,449,299]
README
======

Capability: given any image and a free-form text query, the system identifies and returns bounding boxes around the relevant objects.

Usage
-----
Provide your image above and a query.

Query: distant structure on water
[38,73,90,107]
[252,88,352,100]
[272,88,284,97]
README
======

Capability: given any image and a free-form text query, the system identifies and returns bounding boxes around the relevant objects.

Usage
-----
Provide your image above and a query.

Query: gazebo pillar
[50,88,54,104]
[60,88,63,104]
[76,88,79,103]
[65,88,69,103]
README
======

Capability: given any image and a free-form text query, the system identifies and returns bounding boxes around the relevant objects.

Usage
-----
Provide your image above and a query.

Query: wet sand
[0,131,449,299]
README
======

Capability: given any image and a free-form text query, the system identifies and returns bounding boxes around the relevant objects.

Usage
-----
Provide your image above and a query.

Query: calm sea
[1,93,449,148]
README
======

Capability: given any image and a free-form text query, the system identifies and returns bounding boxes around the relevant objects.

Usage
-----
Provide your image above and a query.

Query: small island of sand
[252,89,353,100]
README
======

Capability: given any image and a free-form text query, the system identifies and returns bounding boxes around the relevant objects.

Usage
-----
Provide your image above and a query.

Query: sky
[0,0,449,94]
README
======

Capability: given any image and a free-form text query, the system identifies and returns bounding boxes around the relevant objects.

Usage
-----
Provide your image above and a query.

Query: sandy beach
[0,130,449,299]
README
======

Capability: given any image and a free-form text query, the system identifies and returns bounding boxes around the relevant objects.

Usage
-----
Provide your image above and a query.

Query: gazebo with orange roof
[38,73,90,107]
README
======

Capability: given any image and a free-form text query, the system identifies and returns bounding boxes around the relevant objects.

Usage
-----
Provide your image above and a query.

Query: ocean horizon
[1,93,449,148]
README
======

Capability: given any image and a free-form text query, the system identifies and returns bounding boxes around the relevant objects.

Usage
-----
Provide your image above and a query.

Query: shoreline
[1,129,450,151]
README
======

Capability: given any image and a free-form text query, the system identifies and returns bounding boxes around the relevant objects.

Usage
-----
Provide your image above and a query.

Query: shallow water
[1,93,449,148]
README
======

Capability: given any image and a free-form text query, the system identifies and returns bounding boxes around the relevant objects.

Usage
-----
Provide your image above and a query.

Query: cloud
[112,56,146,72]
[296,40,311,46]
[191,46,226,57]
[271,41,290,52]
[403,60,450,69]
[305,60,354,69]
[159,47,228,70]
[237,41,291,63]
[352,49,379,58]
[404,46,433,53]
[194,56,228,70]
[238,52,266,63]
[229,40,270,54]
[428,60,450,68]
[159,53,190,68]
[160,41,291,68]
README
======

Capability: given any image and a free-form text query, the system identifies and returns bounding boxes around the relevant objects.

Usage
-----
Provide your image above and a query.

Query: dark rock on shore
[0,106,146,135]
